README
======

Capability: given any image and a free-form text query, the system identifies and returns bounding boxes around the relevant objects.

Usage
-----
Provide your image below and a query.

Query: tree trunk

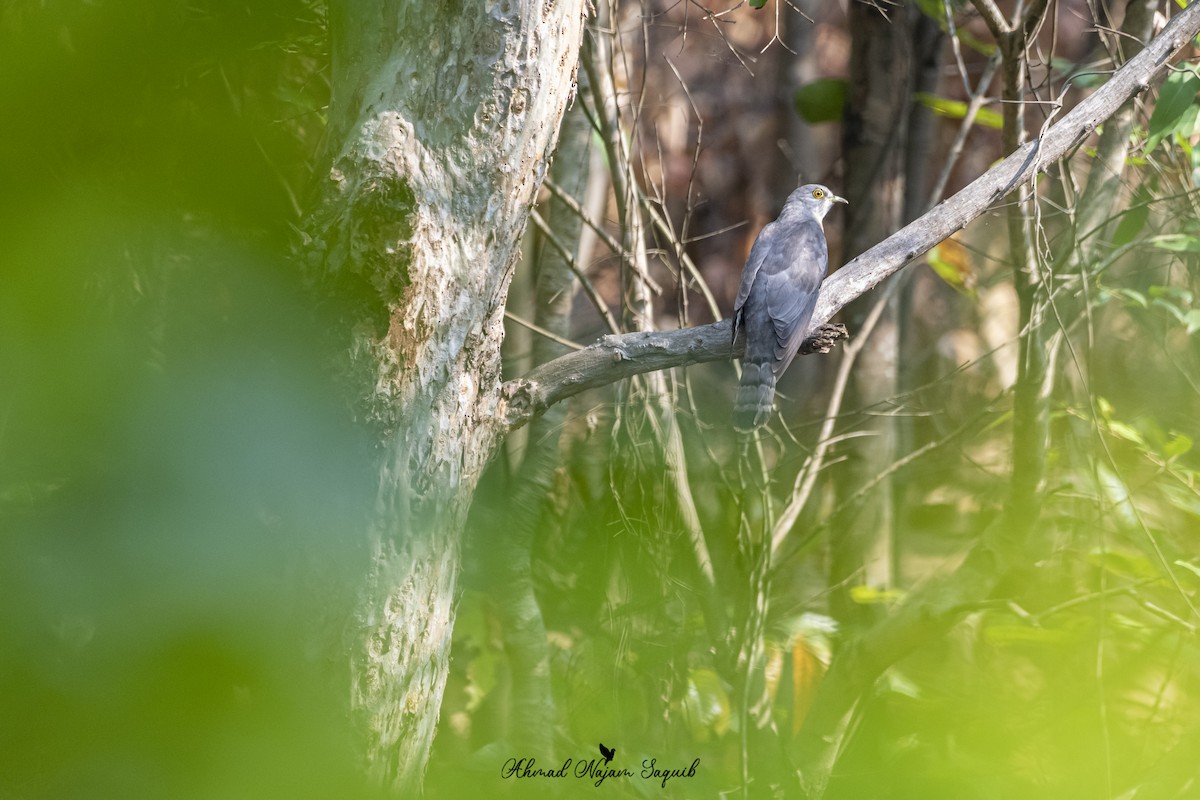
[831,0,923,624]
[309,0,586,791]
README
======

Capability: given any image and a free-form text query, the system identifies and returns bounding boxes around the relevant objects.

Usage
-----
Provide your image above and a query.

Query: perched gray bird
[732,183,846,431]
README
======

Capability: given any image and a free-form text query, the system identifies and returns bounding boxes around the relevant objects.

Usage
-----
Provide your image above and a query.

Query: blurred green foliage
[441,358,1200,798]
[794,78,846,125]
[0,3,386,798]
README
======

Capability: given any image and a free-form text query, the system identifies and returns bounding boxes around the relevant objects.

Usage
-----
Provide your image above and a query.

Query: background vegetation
[3,1,1200,798]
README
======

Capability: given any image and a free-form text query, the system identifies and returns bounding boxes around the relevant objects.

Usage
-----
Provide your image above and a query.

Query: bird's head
[784,183,848,221]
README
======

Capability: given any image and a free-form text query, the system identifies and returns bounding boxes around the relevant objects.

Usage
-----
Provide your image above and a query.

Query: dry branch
[498,2,1200,432]
[499,322,848,429]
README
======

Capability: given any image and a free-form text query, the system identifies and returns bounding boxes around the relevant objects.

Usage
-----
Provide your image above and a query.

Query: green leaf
[794,78,846,124]
[1107,419,1146,445]
[1111,202,1149,248]
[1088,549,1160,581]
[1176,102,1200,142]
[1146,65,1200,153]
[1174,560,1200,579]
[850,585,905,604]
[1163,481,1200,517]
[1111,287,1149,308]
[1151,233,1200,253]
[749,0,768,7]
[914,91,1004,129]
[1148,285,1195,305]
[1151,297,1188,324]
[1095,465,1141,528]
[882,668,921,699]
[682,669,731,740]
[914,0,948,23]
[1185,309,1200,335]
[927,239,977,297]
[1163,432,1195,459]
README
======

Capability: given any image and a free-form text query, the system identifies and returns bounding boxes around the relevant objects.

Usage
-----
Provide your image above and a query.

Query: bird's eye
[812,188,825,199]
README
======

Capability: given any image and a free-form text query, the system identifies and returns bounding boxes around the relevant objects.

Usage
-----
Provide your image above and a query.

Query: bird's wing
[761,219,827,376]
[732,221,780,343]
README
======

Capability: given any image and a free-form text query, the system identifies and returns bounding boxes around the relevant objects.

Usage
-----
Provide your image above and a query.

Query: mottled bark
[309,0,586,791]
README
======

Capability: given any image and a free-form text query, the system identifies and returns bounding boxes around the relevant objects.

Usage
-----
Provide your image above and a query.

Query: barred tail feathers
[733,359,776,431]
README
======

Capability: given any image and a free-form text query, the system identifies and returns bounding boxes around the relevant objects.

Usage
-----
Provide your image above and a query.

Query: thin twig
[504,310,585,352]
[544,178,664,295]
[530,208,621,335]
[770,287,891,555]
[970,0,1012,38]
[927,52,1001,208]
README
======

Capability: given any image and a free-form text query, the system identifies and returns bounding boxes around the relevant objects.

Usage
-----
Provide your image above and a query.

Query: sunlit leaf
[1148,284,1195,305]
[850,585,905,604]
[1151,233,1200,253]
[1107,420,1146,445]
[1173,560,1200,579]
[1161,482,1200,518]
[1095,465,1142,527]
[914,91,1004,129]
[790,634,826,735]
[1109,287,1150,308]
[882,668,921,699]
[762,645,786,707]
[927,238,977,297]
[682,669,731,741]
[1151,297,1188,324]
[1087,548,1161,581]
[1146,64,1200,152]
[1162,432,1194,459]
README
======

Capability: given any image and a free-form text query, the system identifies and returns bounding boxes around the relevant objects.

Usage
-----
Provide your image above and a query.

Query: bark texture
[309,0,586,791]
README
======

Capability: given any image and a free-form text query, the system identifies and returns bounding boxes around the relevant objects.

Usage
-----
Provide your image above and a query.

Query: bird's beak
[831,194,848,205]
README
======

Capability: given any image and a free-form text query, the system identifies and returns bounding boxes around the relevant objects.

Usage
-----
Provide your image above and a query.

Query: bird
[598,742,615,765]
[732,183,846,431]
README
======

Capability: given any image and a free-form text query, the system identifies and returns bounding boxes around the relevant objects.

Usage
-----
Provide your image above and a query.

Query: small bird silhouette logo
[598,742,615,765]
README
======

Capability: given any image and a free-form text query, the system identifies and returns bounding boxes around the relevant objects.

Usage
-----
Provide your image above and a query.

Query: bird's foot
[799,323,849,355]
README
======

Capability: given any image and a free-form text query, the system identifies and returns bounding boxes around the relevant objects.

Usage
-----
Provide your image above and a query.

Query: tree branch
[498,1,1200,432]
[969,0,1011,39]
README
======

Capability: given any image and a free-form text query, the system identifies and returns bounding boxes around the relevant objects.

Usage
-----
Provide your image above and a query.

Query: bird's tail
[733,359,775,431]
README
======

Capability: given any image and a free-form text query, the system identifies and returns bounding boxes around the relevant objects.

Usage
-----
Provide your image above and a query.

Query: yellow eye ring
[812,188,825,199]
